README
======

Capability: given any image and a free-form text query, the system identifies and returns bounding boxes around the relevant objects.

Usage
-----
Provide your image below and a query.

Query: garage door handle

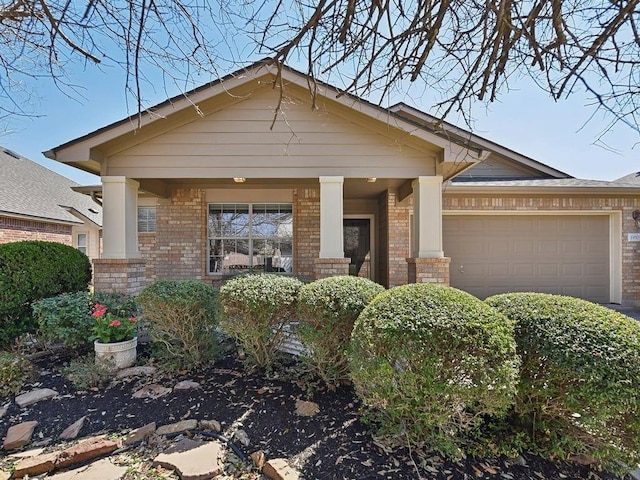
[459,265,464,274]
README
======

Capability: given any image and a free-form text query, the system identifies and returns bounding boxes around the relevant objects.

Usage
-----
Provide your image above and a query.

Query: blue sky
[2,59,638,185]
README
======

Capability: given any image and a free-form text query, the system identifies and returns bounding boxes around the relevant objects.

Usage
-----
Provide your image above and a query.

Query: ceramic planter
[94,337,137,370]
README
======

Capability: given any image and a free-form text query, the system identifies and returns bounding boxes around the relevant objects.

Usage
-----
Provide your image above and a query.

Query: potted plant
[91,303,138,370]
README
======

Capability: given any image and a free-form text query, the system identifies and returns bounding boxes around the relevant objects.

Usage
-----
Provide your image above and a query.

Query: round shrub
[296,275,385,387]
[137,280,218,370]
[349,283,519,457]
[486,293,640,466]
[33,291,137,352]
[218,273,303,369]
[0,241,91,345]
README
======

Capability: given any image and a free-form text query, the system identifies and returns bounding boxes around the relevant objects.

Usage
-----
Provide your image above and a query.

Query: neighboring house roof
[44,59,567,182]
[0,147,102,226]
[614,171,640,185]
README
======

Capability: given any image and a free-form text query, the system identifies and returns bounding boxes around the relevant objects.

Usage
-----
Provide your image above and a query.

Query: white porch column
[412,175,444,258]
[319,176,345,258]
[101,176,140,259]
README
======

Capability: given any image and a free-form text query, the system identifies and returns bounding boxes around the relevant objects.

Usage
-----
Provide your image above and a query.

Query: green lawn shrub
[0,350,34,396]
[137,280,218,370]
[32,291,137,352]
[486,293,640,467]
[349,283,519,458]
[217,273,303,369]
[0,241,91,345]
[296,275,385,387]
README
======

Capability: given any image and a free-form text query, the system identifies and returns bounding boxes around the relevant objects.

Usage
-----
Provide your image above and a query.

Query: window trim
[207,202,293,276]
[138,206,157,234]
[76,232,88,255]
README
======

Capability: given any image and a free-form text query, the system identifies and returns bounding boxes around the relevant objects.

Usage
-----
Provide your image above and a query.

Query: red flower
[92,304,107,318]
[129,317,137,323]
[109,319,122,327]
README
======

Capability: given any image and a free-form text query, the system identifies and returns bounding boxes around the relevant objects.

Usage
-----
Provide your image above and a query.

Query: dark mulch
[0,345,633,480]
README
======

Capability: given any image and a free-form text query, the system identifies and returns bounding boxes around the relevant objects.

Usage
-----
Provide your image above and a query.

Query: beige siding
[107,88,437,179]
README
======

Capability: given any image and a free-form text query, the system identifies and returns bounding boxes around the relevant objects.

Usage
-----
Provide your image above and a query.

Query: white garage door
[443,215,610,302]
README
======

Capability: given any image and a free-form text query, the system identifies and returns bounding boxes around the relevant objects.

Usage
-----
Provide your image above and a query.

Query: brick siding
[313,258,350,278]
[153,188,206,281]
[407,257,451,284]
[293,188,320,281]
[93,258,146,295]
[138,233,157,282]
[378,190,412,288]
[0,216,72,245]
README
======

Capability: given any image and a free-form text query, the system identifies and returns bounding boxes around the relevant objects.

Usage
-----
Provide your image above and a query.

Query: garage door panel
[444,215,609,302]
[537,263,559,275]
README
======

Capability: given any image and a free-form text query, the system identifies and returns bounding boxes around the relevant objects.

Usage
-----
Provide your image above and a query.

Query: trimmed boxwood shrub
[296,275,385,387]
[33,291,137,351]
[486,293,640,466]
[349,283,519,458]
[137,280,218,370]
[0,241,91,345]
[218,273,303,369]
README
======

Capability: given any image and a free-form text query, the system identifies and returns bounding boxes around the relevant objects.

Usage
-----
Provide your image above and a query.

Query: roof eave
[0,210,83,226]
[444,184,640,195]
[390,103,573,179]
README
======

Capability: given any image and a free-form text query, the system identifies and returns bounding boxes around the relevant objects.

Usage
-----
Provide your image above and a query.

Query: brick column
[93,258,146,295]
[314,258,351,279]
[407,257,451,285]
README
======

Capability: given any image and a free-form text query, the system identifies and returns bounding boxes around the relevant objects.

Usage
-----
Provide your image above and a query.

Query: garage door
[443,215,610,302]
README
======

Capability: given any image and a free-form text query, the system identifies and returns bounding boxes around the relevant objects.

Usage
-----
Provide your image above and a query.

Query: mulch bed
[0,344,633,479]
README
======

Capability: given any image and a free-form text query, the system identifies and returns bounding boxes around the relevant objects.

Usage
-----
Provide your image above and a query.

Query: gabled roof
[389,103,571,179]
[0,147,102,226]
[615,171,640,185]
[45,59,568,182]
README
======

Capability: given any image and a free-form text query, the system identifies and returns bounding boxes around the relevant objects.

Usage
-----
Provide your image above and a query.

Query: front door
[343,218,372,279]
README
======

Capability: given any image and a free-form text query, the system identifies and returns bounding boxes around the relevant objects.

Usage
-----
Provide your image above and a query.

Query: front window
[208,203,293,275]
[138,207,157,233]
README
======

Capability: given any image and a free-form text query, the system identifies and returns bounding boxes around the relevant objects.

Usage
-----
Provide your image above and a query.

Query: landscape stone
[59,416,87,440]
[3,421,39,450]
[9,447,45,458]
[630,467,640,480]
[116,365,157,378]
[156,419,198,436]
[47,458,127,480]
[173,380,201,391]
[15,388,58,408]
[124,422,157,445]
[12,451,59,478]
[132,384,171,399]
[263,458,300,480]
[0,403,9,418]
[198,419,221,432]
[54,436,120,469]
[295,400,320,417]
[250,450,266,470]
[0,470,9,480]
[153,438,224,480]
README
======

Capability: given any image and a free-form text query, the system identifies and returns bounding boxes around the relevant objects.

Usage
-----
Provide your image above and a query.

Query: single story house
[45,60,640,305]
[0,147,102,260]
